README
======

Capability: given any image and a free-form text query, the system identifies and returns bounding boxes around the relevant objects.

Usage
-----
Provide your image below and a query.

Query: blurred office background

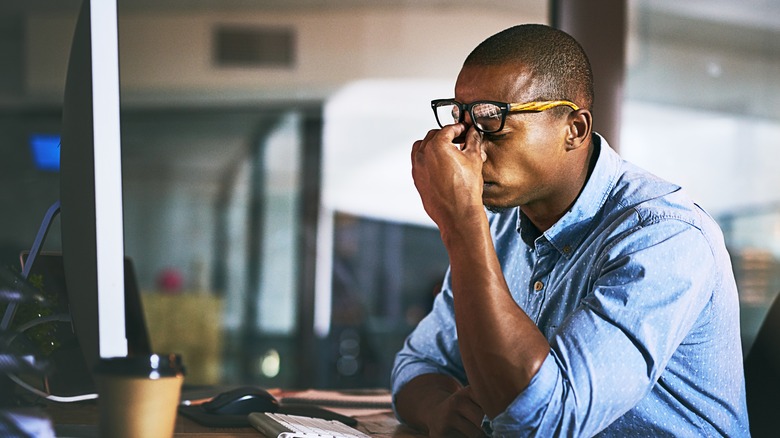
[1,0,779,390]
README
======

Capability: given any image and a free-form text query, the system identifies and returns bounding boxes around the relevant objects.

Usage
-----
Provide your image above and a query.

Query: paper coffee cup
[94,354,185,438]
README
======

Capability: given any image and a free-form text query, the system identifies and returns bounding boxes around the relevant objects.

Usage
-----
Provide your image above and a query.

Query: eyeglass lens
[434,102,504,133]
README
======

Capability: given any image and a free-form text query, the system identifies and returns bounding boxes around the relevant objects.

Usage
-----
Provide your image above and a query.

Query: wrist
[439,206,489,250]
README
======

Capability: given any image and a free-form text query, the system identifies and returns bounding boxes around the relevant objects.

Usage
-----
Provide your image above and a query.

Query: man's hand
[396,374,487,438]
[411,123,487,230]
[426,385,488,438]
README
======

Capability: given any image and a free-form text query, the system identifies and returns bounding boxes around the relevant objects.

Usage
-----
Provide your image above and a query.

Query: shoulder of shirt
[582,136,710,233]
[608,157,713,232]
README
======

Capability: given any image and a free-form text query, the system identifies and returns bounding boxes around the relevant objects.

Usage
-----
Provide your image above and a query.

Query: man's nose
[462,110,475,128]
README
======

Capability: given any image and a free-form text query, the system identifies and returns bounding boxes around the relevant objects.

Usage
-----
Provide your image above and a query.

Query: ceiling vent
[214,25,296,68]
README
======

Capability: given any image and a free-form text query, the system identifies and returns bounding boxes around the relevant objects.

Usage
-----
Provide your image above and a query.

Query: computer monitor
[18,252,151,397]
[59,0,128,372]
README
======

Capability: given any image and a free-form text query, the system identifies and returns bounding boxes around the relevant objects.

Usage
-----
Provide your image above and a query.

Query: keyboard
[248,412,371,438]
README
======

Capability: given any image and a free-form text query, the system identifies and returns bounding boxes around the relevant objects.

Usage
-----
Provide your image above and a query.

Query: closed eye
[483,132,508,142]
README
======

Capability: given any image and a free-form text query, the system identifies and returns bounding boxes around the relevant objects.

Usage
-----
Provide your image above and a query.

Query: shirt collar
[516,133,621,257]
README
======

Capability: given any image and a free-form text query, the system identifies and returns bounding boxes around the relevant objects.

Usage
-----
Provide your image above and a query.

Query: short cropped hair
[464,24,594,111]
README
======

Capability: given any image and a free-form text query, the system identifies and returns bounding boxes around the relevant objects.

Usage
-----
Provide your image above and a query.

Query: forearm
[395,373,463,432]
[441,209,550,418]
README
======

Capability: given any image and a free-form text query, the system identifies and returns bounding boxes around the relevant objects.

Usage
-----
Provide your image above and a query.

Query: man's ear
[565,109,592,151]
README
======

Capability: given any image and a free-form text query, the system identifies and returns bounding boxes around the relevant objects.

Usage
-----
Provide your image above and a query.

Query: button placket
[527,242,555,322]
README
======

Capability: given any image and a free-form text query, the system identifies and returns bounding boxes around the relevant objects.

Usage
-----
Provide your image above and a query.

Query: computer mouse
[202,386,280,415]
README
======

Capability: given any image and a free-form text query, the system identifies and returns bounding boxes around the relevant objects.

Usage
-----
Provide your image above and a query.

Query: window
[623,0,780,351]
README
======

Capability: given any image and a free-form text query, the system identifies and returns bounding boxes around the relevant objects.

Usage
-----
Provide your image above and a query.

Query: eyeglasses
[431,99,580,134]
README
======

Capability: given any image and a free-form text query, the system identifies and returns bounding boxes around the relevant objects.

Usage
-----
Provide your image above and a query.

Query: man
[391,24,749,437]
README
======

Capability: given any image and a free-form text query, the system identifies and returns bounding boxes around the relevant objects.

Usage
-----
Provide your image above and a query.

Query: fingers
[431,410,487,438]
[412,125,467,170]
[428,386,488,438]
[459,386,488,431]
[414,124,468,151]
[411,139,423,163]
[439,416,487,438]
[460,126,487,162]
[442,123,468,145]
[410,123,485,225]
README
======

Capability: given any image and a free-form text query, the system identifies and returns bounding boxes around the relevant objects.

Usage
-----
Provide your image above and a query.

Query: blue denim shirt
[391,135,750,437]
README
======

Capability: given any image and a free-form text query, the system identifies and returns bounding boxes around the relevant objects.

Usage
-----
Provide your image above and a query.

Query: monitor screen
[28,134,61,172]
[59,0,128,373]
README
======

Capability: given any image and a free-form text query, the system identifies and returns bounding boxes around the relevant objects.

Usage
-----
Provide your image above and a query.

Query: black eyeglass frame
[430,99,580,134]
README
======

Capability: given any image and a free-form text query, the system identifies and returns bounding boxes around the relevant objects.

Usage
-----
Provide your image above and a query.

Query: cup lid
[94,353,185,378]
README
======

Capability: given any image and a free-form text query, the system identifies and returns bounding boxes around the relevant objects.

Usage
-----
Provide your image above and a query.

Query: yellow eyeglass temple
[508,100,580,112]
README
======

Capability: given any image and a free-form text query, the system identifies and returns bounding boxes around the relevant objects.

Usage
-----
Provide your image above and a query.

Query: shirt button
[533,281,544,292]
[563,245,571,254]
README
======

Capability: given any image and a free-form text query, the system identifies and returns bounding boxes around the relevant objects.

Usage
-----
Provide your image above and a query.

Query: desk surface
[46,400,425,437]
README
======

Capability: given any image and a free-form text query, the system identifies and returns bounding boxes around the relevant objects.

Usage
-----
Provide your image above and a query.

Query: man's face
[454,63,573,211]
